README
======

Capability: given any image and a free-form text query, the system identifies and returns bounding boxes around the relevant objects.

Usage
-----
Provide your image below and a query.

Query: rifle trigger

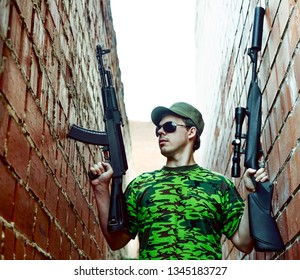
[102,146,110,160]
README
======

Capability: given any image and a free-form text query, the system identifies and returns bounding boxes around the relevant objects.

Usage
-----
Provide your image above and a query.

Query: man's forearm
[93,186,131,251]
[231,199,254,254]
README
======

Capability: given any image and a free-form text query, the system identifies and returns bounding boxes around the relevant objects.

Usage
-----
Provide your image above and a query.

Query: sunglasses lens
[155,122,176,136]
[164,122,176,133]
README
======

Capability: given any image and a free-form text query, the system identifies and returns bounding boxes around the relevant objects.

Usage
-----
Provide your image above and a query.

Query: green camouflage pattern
[124,164,244,260]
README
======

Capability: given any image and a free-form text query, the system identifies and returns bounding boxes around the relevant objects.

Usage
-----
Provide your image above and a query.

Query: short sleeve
[124,180,139,239]
[220,178,245,238]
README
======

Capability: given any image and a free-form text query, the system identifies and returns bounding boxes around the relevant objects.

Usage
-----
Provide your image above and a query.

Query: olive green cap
[151,102,205,135]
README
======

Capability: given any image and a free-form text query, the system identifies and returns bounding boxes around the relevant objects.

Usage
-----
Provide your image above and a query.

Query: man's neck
[165,154,196,167]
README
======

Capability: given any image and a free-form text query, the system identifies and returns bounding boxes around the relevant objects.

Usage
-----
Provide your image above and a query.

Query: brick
[75,220,83,250]
[45,174,59,216]
[48,223,61,259]
[0,0,10,38]
[100,237,106,259]
[39,73,48,116]
[276,34,291,85]
[55,148,67,187]
[263,116,272,153]
[33,249,47,259]
[15,0,33,31]
[41,122,56,173]
[292,47,300,93]
[0,221,3,247]
[289,146,300,194]
[274,165,291,210]
[80,193,89,228]
[260,48,271,92]
[70,245,80,260]
[268,141,281,183]
[58,103,68,140]
[74,189,84,221]
[45,85,55,122]
[19,29,32,80]
[0,49,27,117]
[0,37,4,67]
[25,92,44,149]
[0,98,9,156]
[28,150,47,200]
[277,209,289,246]
[90,211,98,237]
[32,10,45,52]
[278,99,300,163]
[286,238,300,260]
[288,3,300,55]
[14,237,26,260]
[267,1,280,25]
[90,240,99,260]
[286,191,300,241]
[40,0,47,20]
[6,119,30,180]
[47,0,60,30]
[58,74,69,119]
[66,172,76,207]
[33,205,50,252]
[24,243,35,259]
[59,233,71,260]
[265,62,279,109]
[82,228,90,257]
[268,16,281,66]
[2,227,15,259]
[42,32,51,71]
[13,184,36,239]
[57,192,68,229]
[279,84,292,120]
[0,160,16,221]
[29,50,40,98]
[47,54,59,93]
[67,208,76,241]
[45,9,56,42]
[277,0,294,40]
[8,5,22,56]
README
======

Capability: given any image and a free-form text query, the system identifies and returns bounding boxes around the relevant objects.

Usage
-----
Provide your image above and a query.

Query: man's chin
[160,148,171,157]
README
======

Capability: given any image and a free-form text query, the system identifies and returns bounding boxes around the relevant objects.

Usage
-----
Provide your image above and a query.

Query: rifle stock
[248,181,285,251]
[68,45,129,233]
[231,7,284,252]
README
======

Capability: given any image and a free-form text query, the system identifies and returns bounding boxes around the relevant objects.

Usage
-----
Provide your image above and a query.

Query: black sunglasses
[155,121,189,137]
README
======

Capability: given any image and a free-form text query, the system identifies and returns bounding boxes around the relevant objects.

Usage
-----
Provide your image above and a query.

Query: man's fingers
[252,167,268,182]
[89,162,113,179]
[245,168,256,175]
[92,162,106,173]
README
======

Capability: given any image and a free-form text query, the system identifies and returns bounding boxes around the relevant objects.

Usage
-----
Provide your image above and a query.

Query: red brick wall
[196,1,300,259]
[0,0,130,259]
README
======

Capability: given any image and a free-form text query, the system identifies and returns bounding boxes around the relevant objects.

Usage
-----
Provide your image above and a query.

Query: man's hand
[89,162,114,189]
[243,168,269,192]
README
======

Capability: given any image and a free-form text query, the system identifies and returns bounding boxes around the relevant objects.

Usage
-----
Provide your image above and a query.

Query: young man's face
[156,115,193,158]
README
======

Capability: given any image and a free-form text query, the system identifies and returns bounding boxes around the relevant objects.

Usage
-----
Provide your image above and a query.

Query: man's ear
[187,126,197,139]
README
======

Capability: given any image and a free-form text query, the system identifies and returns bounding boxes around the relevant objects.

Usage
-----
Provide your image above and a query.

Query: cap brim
[151,106,175,126]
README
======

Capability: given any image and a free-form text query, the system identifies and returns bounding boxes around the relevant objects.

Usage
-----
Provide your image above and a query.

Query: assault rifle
[231,7,284,251]
[68,45,129,233]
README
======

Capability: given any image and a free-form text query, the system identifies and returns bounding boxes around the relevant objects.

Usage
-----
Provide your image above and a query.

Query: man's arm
[90,162,131,250]
[230,167,269,253]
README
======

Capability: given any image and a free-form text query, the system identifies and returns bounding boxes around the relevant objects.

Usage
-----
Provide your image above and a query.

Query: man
[90,102,269,259]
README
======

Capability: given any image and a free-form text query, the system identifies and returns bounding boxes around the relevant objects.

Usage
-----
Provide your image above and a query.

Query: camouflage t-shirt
[124,164,244,260]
